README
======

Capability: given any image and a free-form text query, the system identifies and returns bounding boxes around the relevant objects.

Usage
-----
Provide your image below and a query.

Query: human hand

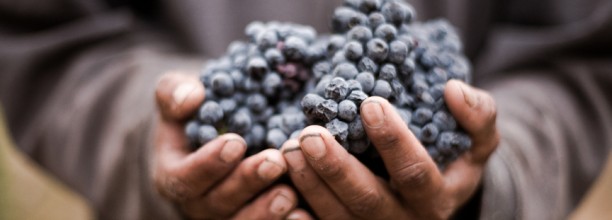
[281,79,499,219]
[153,72,303,219]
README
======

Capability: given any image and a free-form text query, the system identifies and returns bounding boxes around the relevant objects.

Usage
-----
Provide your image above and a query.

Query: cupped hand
[153,72,305,219]
[281,79,499,219]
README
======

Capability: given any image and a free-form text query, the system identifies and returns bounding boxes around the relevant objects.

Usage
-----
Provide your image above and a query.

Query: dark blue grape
[198,125,218,144]
[366,38,388,62]
[371,80,392,98]
[199,101,224,124]
[355,71,375,93]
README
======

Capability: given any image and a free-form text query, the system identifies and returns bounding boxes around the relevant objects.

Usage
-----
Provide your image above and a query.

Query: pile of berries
[186,0,472,168]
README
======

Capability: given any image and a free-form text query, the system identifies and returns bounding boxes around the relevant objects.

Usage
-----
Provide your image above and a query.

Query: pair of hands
[153,72,499,219]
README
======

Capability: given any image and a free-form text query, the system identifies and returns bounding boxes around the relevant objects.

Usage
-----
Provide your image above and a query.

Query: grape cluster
[187,0,473,167]
[303,0,472,166]
[186,22,326,155]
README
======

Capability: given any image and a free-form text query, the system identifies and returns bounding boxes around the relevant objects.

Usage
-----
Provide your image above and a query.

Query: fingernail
[282,146,305,172]
[257,158,284,181]
[220,139,244,163]
[286,212,302,220]
[270,193,293,215]
[300,133,326,159]
[459,82,478,108]
[173,83,197,105]
[361,100,385,128]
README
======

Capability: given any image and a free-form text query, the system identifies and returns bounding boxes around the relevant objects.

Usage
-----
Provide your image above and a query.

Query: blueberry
[412,107,433,125]
[256,29,278,49]
[333,63,359,80]
[338,100,358,122]
[290,129,302,140]
[211,73,235,97]
[327,35,347,54]
[396,108,412,125]
[232,54,248,70]
[381,1,411,26]
[355,71,375,93]
[378,64,397,81]
[245,21,265,39]
[368,12,386,30]
[262,72,282,96]
[229,111,252,134]
[399,58,415,76]
[326,118,349,143]
[312,61,331,79]
[348,115,365,140]
[427,68,448,84]
[366,38,388,62]
[409,124,422,140]
[343,41,364,61]
[264,48,285,65]
[267,115,283,130]
[227,41,248,56]
[325,77,350,101]
[332,7,359,32]
[301,93,325,117]
[219,98,238,115]
[359,0,382,13]
[199,101,224,124]
[390,79,404,98]
[246,94,268,113]
[248,124,266,147]
[411,80,429,94]
[429,84,445,100]
[347,26,373,43]
[421,123,439,144]
[357,57,378,73]
[315,76,332,96]
[283,36,307,61]
[389,40,408,64]
[371,80,392,98]
[332,51,348,67]
[433,110,457,131]
[251,106,274,123]
[315,99,339,122]
[347,79,363,91]
[197,125,218,144]
[281,113,306,135]
[247,57,268,78]
[375,24,397,41]
[347,90,368,105]
[185,120,200,143]
[266,128,288,149]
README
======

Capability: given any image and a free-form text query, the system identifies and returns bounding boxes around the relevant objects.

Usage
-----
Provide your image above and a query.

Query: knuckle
[158,175,196,201]
[317,160,347,182]
[392,161,431,189]
[377,132,402,151]
[345,187,384,217]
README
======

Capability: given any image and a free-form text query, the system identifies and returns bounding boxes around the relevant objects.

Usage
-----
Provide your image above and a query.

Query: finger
[185,149,287,218]
[442,80,500,204]
[230,185,297,220]
[298,126,407,219]
[444,80,499,163]
[155,71,205,121]
[155,127,246,201]
[281,139,354,220]
[360,97,444,205]
[286,209,315,220]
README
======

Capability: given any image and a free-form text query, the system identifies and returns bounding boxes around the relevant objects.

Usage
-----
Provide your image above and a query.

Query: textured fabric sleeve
[479,60,612,219]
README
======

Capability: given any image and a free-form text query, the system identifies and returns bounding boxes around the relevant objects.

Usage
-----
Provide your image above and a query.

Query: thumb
[444,79,498,163]
[155,71,205,121]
